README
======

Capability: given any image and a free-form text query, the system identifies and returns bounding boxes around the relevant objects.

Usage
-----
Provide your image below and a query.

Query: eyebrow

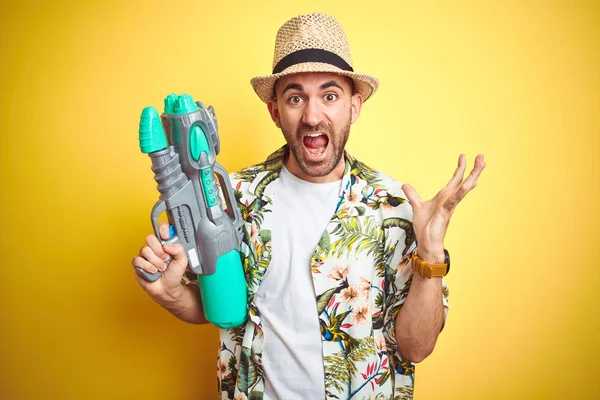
[280,80,346,96]
[319,80,345,92]
[281,83,303,96]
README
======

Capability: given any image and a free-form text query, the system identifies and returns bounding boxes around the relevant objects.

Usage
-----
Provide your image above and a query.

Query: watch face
[444,249,451,274]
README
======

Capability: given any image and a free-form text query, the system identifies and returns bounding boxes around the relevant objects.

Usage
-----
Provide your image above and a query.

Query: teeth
[306,133,324,137]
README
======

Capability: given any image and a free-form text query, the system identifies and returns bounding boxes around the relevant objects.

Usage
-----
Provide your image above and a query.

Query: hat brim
[250,62,379,103]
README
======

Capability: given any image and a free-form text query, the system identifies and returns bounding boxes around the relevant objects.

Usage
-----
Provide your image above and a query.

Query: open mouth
[302,133,329,157]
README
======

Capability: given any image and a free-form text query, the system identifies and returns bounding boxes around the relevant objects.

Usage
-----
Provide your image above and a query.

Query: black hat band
[272,49,354,74]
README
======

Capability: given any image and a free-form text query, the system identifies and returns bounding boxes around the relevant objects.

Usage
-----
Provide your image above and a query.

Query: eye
[288,95,303,105]
[324,93,338,102]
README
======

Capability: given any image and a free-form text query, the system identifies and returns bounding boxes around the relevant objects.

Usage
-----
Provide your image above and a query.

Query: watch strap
[411,249,449,278]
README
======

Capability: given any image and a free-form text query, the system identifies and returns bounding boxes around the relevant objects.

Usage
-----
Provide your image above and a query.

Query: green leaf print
[330,217,384,259]
[316,287,337,316]
[348,159,383,187]
[377,367,390,387]
[381,217,414,256]
[237,347,257,394]
[324,351,354,394]
[374,291,384,309]
[254,171,280,199]
[394,385,414,400]
[227,355,238,374]
[324,337,376,395]
[258,229,271,244]
[319,230,330,249]
[249,391,264,400]
[229,325,245,347]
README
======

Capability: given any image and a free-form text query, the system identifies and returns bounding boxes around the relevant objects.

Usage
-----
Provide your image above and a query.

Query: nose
[301,99,324,127]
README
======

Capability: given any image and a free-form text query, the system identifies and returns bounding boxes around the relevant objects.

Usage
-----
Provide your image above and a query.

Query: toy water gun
[136,93,247,329]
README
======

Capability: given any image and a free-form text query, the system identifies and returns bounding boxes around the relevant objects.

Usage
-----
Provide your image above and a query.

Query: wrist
[415,248,445,264]
[412,247,451,279]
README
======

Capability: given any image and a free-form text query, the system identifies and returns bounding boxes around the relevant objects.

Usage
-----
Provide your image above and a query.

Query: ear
[350,92,363,124]
[267,99,281,128]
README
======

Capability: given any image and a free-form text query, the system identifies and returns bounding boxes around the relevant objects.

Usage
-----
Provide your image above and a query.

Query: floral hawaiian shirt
[211,145,449,400]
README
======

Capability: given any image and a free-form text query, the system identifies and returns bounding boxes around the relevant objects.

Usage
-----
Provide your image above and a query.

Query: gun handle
[135,267,162,282]
[213,162,244,243]
[136,200,180,282]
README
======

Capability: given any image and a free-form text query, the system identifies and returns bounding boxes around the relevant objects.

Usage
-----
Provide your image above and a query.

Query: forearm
[394,250,446,363]
[157,283,209,325]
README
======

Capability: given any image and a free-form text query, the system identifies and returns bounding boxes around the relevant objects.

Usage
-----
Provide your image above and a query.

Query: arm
[394,249,446,363]
[132,221,209,324]
[395,154,486,362]
[149,276,209,325]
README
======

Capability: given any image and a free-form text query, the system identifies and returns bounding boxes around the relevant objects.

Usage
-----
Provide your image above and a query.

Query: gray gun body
[137,102,243,282]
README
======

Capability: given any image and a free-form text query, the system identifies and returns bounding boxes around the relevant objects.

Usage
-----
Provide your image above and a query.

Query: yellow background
[1,0,598,399]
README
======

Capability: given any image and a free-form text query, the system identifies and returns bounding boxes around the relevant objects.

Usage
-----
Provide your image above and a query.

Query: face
[267,72,363,183]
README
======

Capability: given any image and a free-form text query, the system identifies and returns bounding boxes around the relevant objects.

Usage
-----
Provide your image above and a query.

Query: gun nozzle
[139,107,168,153]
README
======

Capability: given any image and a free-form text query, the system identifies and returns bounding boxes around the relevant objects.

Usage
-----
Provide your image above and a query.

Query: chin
[298,157,339,178]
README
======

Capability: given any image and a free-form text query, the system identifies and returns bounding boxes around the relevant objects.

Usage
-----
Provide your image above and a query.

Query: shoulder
[352,159,417,257]
[229,146,286,187]
[226,148,286,208]
[349,155,412,218]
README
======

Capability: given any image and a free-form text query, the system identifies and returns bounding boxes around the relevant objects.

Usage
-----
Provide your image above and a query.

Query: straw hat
[250,13,379,103]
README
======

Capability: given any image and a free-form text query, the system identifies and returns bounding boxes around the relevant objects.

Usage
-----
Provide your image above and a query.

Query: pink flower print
[235,394,248,400]
[328,264,349,281]
[340,285,361,303]
[344,188,362,207]
[250,221,259,244]
[375,335,387,351]
[358,277,371,298]
[352,304,370,326]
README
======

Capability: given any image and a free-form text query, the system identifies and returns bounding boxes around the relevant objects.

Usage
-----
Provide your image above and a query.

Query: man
[132,12,485,400]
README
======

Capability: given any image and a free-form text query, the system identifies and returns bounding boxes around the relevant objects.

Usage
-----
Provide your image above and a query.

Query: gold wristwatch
[411,249,450,278]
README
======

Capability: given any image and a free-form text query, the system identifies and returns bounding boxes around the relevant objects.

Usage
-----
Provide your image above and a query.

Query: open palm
[402,154,486,258]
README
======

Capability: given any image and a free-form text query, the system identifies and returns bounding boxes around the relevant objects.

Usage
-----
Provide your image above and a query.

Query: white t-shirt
[253,165,342,400]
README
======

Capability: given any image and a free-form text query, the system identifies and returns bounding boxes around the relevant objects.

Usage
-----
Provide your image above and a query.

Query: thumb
[402,183,422,209]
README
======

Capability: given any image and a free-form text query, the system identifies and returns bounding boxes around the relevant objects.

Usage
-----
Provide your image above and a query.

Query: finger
[402,184,423,209]
[158,221,171,240]
[468,155,486,188]
[456,155,486,198]
[141,246,168,272]
[446,154,466,189]
[146,234,169,263]
[444,155,486,210]
[132,255,158,275]
[162,243,189,270]
[132,260,164,295]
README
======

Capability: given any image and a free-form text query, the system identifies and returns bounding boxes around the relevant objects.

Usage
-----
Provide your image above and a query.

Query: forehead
[274,72,352,93]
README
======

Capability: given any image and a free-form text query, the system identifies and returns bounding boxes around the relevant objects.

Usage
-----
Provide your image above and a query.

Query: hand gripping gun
[137,93,247,329]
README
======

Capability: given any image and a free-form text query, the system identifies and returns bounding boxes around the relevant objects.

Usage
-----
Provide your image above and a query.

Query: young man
[132,13,485,400]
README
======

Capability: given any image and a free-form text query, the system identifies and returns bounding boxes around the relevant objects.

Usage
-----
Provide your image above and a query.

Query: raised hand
[402,154,486,262]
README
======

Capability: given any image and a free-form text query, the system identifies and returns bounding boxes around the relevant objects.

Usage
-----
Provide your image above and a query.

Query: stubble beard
[282,114,352,178]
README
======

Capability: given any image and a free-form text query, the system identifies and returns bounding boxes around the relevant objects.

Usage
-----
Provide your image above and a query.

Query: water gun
[136,93,247,329]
